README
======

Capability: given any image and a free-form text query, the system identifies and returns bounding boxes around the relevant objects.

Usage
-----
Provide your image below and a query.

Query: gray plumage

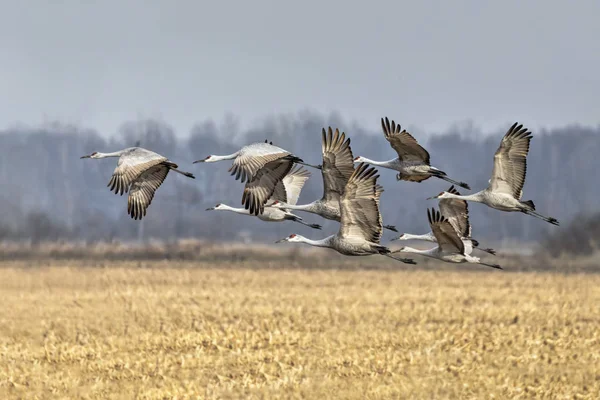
[206,166,321,229]
[353,117,471,190]
[394,208,502,270]
[275,163,415,264]
[193,142,316,216]
[393,185,496,255]
[80,147,195,220]
[428,122,559,226]
[269,127,397,232]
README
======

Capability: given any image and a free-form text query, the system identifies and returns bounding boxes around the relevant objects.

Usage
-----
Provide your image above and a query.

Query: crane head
[205,203,224,211]
[353,156,366,163]
[275,233,299,243]
[426,191,447,200]
[193,155,213,163]
[390,234,406,241]
[80,152,98,159]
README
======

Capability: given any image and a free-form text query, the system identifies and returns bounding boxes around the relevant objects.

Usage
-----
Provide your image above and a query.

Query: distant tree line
[1,113,599,248]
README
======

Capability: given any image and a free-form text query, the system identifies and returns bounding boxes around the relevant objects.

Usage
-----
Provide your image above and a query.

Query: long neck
[281,201,319,213]
[443,191,485,202]
[218,204,250,215]
[297,235,334,248]
[402,232,435,242]
[400,246,438,257]
[359,157,397,167]
[97,151,126,158]
[211,152,240,162]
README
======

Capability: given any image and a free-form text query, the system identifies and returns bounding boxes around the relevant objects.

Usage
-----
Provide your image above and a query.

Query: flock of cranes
[81,117,560,269]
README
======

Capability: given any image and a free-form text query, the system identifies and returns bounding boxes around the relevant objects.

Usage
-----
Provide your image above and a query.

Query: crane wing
[108,148,167,196]
[242,159,295,215]
[338,163,383,243]
[229,143,292,183]
[381,117,430,164]
[438,185,471,238]
[321,127,355,202]
[270,165,311,206]
[488,122,532,199]
[127,164,170,220]
[428,208,465,254]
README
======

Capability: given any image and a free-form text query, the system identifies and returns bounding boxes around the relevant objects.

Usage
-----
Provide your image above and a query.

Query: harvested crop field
[0,260,599,399]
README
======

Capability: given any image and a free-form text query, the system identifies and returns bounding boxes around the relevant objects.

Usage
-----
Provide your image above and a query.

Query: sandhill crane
[427,122,559,226]
[193,142,320,216]
[353,117,470,189]
[275,163,416,264]
[80,147,195,220]
[206,166,321,229]
[392,185,496,255]
[394,208,502,269]
[269,127,398,232]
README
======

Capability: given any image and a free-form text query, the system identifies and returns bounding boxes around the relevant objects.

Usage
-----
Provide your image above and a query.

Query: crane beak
[80,154,91,159]
[426,195,437,200]
[192,159,204,164]
[205,207,215,211]
[275,238,288,243]
[390,235,402,241]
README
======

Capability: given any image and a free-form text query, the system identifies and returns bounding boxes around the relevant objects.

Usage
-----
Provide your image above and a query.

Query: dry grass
[0,261,599,399]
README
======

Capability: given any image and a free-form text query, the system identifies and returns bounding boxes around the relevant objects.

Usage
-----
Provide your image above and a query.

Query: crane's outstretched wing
[229,143,292,183]
[338,163,383,243]
[381,117,430,164]
[270,165,311,206]
[321,127,355,202]
[438,185,471,238]
[428,208,465,254]
[488,122,532,199]
[127,164,170,220]
[108,148,167,196]
[242,159,295,215]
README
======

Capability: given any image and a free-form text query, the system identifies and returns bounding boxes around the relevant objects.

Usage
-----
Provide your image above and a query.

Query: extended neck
[442,191,485,202]
[297,235,334,248]
[210,152,240,162]
[216,204,250,215]
[96,151,126,158]
[398,246,437,257]
[358,157,397,167]
[401,232,436,242]
[278,201,319,213]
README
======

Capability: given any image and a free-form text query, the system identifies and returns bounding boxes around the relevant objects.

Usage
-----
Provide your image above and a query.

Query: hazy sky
[1,1,599,136]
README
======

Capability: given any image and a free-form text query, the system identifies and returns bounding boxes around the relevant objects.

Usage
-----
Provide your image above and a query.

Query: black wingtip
[459,182,471,190]
[384,224,398,232]
[484,248,497,256]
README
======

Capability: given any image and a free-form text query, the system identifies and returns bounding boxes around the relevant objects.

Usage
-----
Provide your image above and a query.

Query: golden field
[0,259,599,399]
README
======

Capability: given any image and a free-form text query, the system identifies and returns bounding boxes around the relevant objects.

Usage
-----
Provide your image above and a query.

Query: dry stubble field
[0,260,599,399]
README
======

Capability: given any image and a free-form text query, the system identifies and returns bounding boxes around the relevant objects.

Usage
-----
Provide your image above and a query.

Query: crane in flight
[269,127,398,232]
[206,166,321,229]
[394,208,502,269]
[193,141,319,215]
[354,117,470,189]
[392,185,495,255]
[427,122,559,226]
[80,147,195,220]
[275,163,415,264]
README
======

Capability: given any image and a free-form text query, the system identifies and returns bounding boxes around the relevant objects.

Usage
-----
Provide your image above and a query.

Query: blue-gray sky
[1,0,599,135]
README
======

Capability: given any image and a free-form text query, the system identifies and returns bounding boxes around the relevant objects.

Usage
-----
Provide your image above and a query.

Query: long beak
[80,155,91,159]
[426,196,437,200]
[275,238,287,244]
[390,236,400,241]
[205,207,214,211]
[192,159,205,164]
